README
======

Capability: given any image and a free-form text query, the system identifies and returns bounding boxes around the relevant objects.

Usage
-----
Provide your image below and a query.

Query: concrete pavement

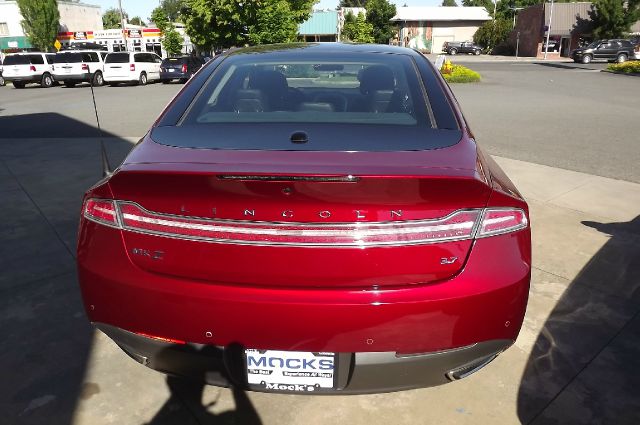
[1,135,638,425]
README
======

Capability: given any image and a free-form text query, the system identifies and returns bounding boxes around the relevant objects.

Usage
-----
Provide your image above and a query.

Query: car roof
[222,42,423,59]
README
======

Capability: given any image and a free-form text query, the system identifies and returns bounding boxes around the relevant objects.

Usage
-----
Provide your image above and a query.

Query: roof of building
[299,11,339,35]
[391,6,491,22]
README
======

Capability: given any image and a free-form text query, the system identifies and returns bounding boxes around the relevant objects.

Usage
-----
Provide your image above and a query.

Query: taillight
[82,63,89,72]
[30,65,36,72]
[83,199,120,228]
[477,208,528,238]
[130,63,135,71]
[83,200,528,246]
[181,64,187,73]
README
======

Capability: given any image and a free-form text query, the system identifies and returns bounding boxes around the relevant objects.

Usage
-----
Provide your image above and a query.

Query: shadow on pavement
[145,345,262,425]
[517,216,640,424]
[0,113,134,424]
[533,62,602,71]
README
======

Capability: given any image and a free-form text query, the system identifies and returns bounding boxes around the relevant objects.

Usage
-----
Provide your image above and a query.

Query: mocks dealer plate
[245,349,336,392]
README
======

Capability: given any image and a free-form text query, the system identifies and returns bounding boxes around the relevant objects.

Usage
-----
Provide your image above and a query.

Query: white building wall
[57,1,103,32]
[0,2,25,37]
[431,21,484,53]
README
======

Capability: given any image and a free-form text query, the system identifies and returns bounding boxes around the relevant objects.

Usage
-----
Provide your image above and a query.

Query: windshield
[585,41,600,49]
[105,53,130,63]
[54,53,82,63]
[3,55,30,65]
[181,53,430,128]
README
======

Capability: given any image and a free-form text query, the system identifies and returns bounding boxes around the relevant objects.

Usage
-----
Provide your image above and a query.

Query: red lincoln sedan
[77,43,530,394]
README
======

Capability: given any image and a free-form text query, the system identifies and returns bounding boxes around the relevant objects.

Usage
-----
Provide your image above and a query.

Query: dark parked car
[571,39,635,64]
[159,56,204,83]
[0,58,5,86]
[443,41,482,55]
[77,43,531,394]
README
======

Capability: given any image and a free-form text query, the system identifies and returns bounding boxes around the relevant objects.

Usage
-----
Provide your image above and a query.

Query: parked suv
[571,39,635,64]
[104,52,162,86]
[160,56,204,83]
[2,53,56,88]
[53,51,106,87]
[443,41,482,55]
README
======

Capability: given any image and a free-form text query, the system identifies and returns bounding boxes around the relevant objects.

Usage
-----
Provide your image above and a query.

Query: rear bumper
[97,322,512,394]
[104,75,136,83]
[4,75,40,83]
[53,73,90,82]
[160,71,188,80]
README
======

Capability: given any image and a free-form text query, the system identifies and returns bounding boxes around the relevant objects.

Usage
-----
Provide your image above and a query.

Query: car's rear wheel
[474,49,481,55]
[0,75,5,86]
[93,71,104,86]
[449,48,458,55]
[13,81,25,89]
[64,81,76,88]
[616,53,627,63]
[41,73,53,88]
[138,72,147,86]
[581,54,592,64]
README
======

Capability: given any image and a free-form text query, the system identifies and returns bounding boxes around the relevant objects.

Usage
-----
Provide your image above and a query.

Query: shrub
[440,63,481,83]
[607,61,640,74]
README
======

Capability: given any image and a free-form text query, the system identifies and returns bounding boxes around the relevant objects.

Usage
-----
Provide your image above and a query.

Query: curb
[601,69,640,77]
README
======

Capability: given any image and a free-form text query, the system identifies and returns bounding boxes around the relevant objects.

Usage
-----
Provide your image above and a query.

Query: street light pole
[491,0,498,51]
[118,0,128,52]
[543,0,554,60]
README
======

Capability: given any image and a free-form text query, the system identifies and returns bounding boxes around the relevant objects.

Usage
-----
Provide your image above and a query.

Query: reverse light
[130,63,135,71]
[82,199,528,247]
[83,199,120,228]
[477,208,528,238]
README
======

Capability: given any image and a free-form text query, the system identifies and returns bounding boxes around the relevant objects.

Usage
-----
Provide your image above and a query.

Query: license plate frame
[245,349,338,393]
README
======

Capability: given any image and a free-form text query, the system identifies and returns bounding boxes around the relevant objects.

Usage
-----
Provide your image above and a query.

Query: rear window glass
[3,55,30,65]
[181,53,432,128]
[105,53,130,63]
[54,53,82,63]
[165,57,185,63]
[28,55,44,64]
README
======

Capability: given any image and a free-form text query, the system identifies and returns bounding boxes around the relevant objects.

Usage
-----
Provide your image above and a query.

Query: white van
[53,50,107,87]
[2,53,56,88]
[103,52,162,86]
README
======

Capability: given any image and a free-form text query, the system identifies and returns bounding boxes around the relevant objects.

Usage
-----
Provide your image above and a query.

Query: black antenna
[89,72,112,177]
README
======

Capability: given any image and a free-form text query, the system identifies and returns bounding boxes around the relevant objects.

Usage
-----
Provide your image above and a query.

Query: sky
[91,0,442,23]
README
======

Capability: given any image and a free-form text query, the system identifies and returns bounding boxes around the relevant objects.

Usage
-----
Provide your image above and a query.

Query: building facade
[391,7,491,54]
[512,2,640,58]
[299,10,339,42]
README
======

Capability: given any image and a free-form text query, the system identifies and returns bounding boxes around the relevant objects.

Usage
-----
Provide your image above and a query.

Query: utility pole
[543,0,554,60]
[119,0,128,51]
[492,0,498,51]
[508,7,524,29]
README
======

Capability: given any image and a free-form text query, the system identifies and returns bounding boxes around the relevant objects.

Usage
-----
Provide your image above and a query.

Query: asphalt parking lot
[1,62,639,425]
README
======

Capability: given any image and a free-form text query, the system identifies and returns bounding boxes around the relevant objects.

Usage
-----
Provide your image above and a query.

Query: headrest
[358,65,395,94]
[249,70,288,92]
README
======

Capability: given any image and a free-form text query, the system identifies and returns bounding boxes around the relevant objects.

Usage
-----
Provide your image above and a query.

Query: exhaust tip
[445,352,500,381]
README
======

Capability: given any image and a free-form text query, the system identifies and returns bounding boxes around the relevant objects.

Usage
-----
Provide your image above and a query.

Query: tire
[138,72,147,86]
[616,53,627,63]
[64,81,76,88]
[474,49,481,55]
[0,75,5,86]
[92,71,104,86]
[449,48,458,55]
[162,80,170,84]
[41,73,53,88]
[13,81,25,89]
[581,55,592,64]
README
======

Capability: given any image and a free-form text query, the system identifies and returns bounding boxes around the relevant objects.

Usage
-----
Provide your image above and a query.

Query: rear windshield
[181,53,431,128]
[164,57,186,63]
[4,55,31,65]
[54,53,82,63]
[105,53,130,63]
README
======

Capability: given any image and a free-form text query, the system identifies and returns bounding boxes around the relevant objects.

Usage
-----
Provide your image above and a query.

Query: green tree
[103,7,127,29]
[182,0,314,49]
[342,12,374,43]
[151,7,170,33]
[16,0,60,51]
[248,0,299,44]
[163,27,184,55]
[442,0,458,6]
[159,0,186,22]
[339,0,367,6]
[129,16,145,26]
[366,0,397,44]
[588,0,640,38]
[473,18,512,50]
